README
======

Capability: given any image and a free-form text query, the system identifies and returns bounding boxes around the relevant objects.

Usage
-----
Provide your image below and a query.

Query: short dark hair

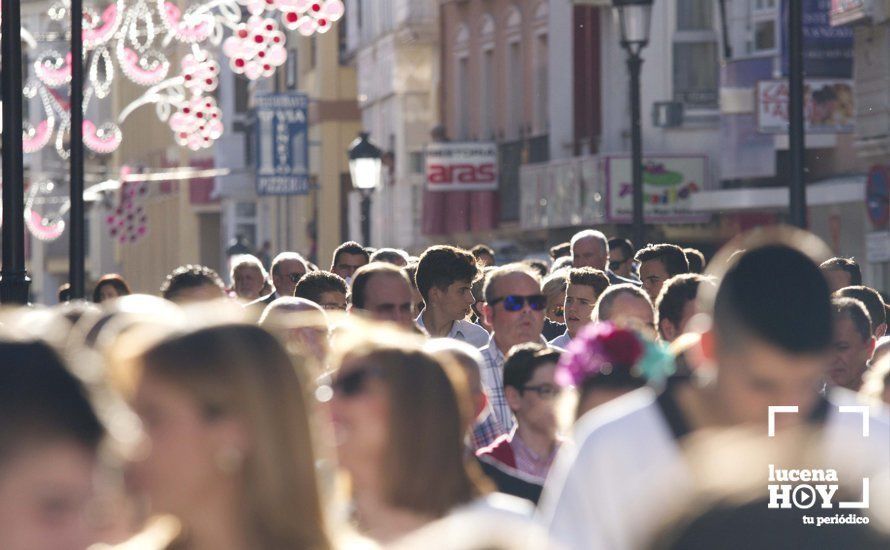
[635,244,690,277]
[0,340,104,464]
[522,258,550,279]
[503,342,561,392]
[549,242,571,260]
[832,297,872,342]
[92,274,132,303]
[608,238,634,261]
[351,262,410,309]
[58,283,72,303]
[403,261,419,290]
[835,286,886,329]
[820,257,862,286]
[332,241,370,267]
[294,270,348,303]
[160,264,225,301]
[683,248,706,274]
[568,267,610,297]
[470,244,495,260]
[714,245,832,354]
[656,274,711,333]
[415,246,479,302]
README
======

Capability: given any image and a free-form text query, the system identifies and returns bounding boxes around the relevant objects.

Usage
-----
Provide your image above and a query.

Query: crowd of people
[2,225,889,549]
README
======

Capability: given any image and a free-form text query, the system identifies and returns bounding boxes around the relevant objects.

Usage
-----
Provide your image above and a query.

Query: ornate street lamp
[613,0,653,249]
[348,132,383,247]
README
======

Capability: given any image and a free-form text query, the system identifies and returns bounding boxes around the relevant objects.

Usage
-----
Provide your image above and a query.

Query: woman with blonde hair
[328,328,513,544]
[110,323,332,550]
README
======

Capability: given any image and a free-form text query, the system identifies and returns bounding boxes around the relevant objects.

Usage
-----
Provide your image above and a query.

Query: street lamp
[613,0,653,250]
[348,132,383,247]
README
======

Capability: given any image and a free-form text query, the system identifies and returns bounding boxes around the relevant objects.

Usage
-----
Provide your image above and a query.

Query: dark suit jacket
[608,270,642,287]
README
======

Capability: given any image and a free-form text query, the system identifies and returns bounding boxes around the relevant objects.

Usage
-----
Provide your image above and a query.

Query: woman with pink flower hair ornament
[555,322,674,421]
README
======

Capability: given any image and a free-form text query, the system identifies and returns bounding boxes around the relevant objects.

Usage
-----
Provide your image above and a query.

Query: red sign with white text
[425,142,498,192]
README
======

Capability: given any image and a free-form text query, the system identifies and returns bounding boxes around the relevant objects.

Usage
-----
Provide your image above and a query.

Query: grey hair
[258,296,325,326]
[230,254,268,280]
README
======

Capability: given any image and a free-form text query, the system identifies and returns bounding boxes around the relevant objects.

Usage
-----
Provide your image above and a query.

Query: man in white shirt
[550,267,610,349]
[414,245,490,348]
[539,228,890,550]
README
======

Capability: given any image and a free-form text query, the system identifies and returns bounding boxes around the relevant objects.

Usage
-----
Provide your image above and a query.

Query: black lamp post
[0,0,31,304]
[613,0,653,250]
[71,0,86,298]
[788,0,806,228]
[347,132,383,247]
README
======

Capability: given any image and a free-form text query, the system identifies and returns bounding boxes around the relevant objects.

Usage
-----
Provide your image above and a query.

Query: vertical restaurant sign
[253,92,310,196]
[604,155,709,223]
[425,142,498,192]
[756,79,855,134]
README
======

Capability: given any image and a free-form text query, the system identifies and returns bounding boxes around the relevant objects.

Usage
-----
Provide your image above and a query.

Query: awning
[690,175,865,213]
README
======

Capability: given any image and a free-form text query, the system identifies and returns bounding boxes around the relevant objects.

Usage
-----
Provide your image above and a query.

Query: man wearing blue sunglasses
[478,263,557,432]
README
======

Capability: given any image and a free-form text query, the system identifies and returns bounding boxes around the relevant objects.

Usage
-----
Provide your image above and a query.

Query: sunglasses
[489,294,547,312]
[331,366,383,397]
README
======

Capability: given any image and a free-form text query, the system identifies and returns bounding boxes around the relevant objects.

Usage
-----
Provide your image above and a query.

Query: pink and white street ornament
[278,0,345,36]
[223,16,287,80]
[169,96,224,151]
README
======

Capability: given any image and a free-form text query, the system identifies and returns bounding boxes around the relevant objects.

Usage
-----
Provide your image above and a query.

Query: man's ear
[505,386,521,412]
[659,319,677,342]
[483,303,495,328]
[876,323,888,339]
[867,336,876,359]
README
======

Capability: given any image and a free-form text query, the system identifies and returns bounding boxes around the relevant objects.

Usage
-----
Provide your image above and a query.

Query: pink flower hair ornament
[555,322,674,388]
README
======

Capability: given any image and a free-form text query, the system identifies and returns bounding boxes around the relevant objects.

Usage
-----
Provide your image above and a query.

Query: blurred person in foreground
[326,327,531,545]
[424,339,506,451]
[107,324,334,549]
[538,226,890,550]
[556,322,673,421]
[160,265,227,304]
[93,274,132,304]
[415,246,489,347]
[259,297,331,373]
[550,267,610,349]
[0,340,105,550]
[476,343,564,503]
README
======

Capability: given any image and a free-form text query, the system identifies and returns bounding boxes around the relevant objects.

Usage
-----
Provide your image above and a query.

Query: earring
[215,446,244,475]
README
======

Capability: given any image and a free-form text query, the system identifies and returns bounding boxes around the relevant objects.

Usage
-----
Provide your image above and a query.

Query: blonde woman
[109,324,332,549]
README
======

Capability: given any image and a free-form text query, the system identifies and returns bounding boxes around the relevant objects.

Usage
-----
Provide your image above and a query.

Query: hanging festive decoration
[11,0,344,242]
[104,167,150,244]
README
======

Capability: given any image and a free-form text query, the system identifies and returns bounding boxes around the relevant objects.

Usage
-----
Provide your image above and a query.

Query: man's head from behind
[701,227,834,427]
[635,243,690,301]
[594,284,655,333]
[350,262,415,329]
[835,286,887,339]
[829,297,875,392]
[483,264,546,351]
[415,246,479,321]
[571,230,608,270]
[819,257,862,292]
[331,241,370,281]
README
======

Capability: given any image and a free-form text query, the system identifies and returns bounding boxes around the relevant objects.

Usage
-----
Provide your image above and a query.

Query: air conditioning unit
[652,101,684,128]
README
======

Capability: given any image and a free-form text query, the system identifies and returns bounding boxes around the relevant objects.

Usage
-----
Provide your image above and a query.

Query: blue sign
[254,92,310,195]
[781,0,854,78]
[867,165,890,229]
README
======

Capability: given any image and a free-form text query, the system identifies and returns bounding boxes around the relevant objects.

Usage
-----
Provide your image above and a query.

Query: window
[747,0,779,56]
[673,0,718,109]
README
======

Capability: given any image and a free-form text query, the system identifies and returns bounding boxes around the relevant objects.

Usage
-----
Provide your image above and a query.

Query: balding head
[594,284,655,332]
[571,230,609,270]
